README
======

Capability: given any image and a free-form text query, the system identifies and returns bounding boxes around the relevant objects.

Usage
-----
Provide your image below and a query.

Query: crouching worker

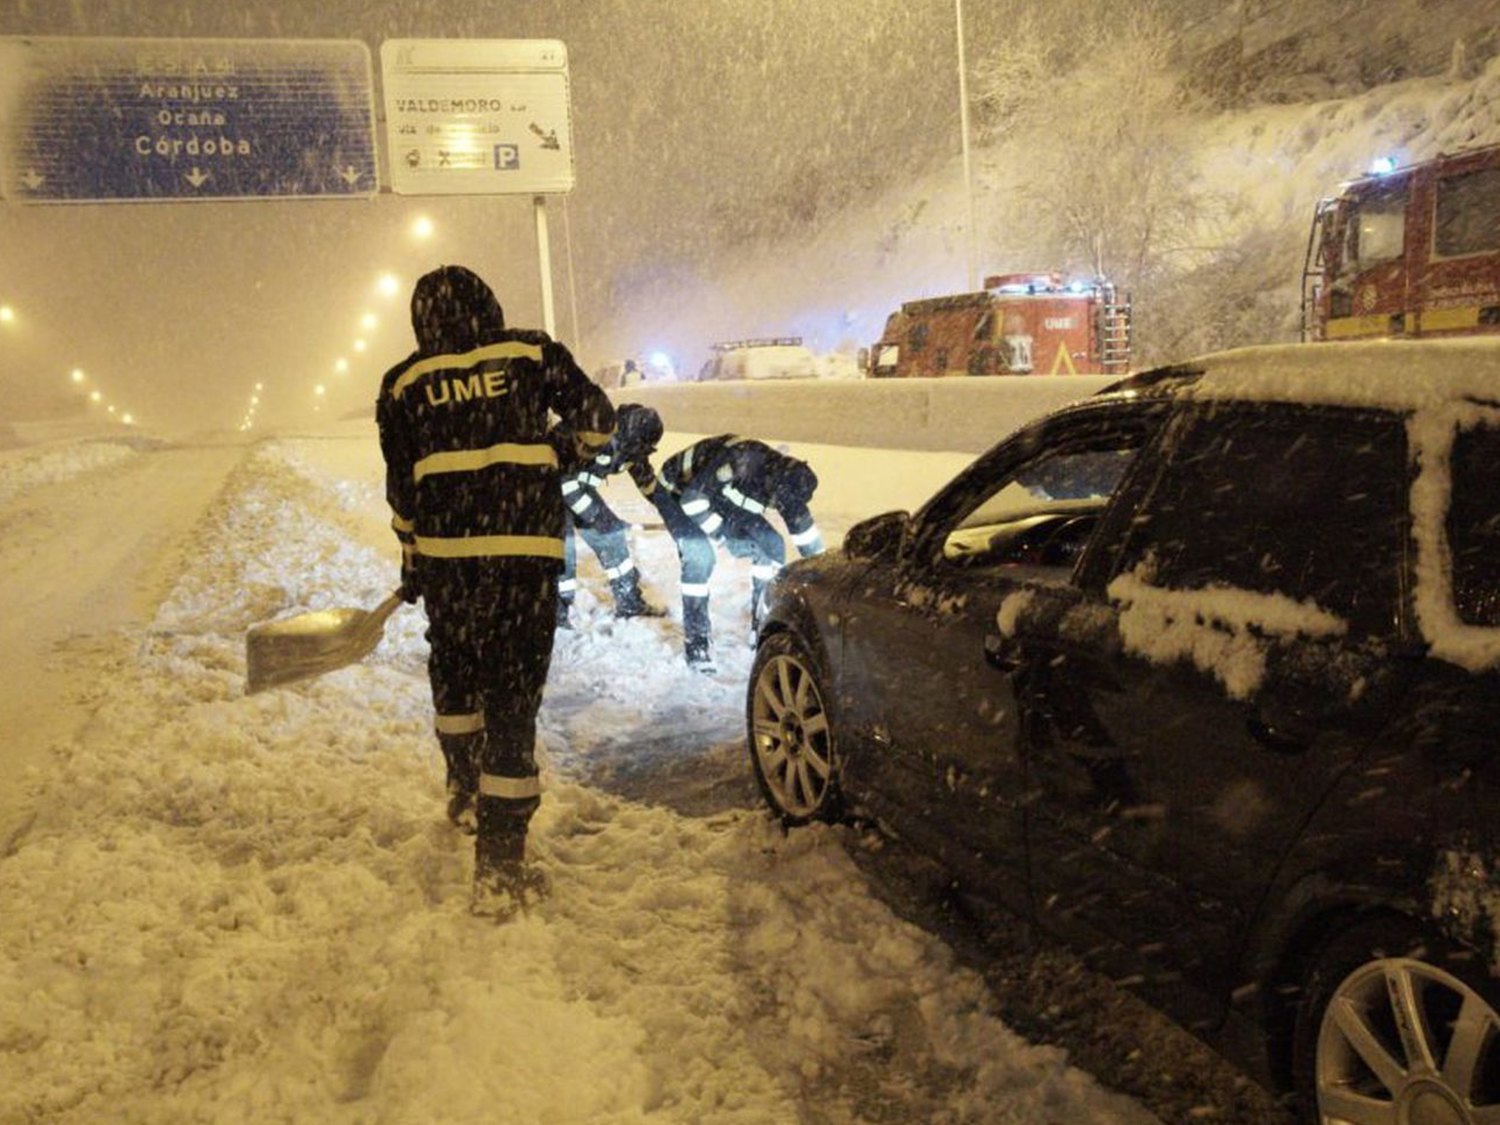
[657,435,824,641]
[559,404,719,671]
[558,403,670,623]
[377,264,614,920]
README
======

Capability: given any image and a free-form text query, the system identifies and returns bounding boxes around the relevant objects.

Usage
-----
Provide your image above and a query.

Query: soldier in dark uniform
[558,404,668,624]
[658,435,825,643]
[558,404,720,671]
[376,265,614,920]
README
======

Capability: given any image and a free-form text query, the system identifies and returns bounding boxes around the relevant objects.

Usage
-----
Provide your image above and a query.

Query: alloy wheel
[1316,956,1500,1124]
[750,650,835,820]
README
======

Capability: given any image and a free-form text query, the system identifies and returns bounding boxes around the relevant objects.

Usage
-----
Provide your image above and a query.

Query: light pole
[955,0,979,292]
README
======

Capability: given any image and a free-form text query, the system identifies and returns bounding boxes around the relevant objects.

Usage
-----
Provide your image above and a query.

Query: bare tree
[971,0,1299,362]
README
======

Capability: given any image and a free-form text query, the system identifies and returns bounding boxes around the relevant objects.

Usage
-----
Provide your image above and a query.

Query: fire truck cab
[1302,143,1500,341]
[866,273,1131,378]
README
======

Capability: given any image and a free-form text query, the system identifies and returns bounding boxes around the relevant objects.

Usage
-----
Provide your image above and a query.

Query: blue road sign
[0,37,378,203]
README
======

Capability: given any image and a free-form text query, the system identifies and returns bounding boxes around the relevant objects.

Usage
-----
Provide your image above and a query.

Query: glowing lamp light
[89,390,102,403]
[0,306,14,323]
[649,350,671,369]
[1370,155,1398,175]
[121,413,134,426]
[411,216,434,241]
[314,384,326,397]
[361,312,378,331]
[335,358,349,374]
[377,273,400,298]
[71,368,85,383]
[353,339,367,353]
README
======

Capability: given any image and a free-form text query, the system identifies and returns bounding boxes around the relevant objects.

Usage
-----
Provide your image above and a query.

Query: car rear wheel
[747,631,841,825]
[1292,915,1500,1123]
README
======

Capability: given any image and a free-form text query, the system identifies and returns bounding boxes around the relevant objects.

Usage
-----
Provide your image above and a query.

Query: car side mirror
[844,510,909,561]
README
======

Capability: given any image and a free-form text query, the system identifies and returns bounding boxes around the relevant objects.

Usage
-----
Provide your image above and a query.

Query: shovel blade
[245,591,404,694]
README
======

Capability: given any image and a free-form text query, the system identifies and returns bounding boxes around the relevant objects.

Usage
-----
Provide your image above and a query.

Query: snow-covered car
[747,337,1500,1121]
[697,337,818,382]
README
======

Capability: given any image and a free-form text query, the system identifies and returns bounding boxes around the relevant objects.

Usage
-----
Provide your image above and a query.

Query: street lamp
[955,0,978,291]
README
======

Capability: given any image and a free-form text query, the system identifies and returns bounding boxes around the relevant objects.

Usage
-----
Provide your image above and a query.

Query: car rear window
[1120,406,1407,637]
[1448,424,1500,626]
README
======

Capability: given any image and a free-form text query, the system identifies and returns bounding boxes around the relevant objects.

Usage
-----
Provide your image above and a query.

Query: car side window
[1116,407,1407,638]
[941,439,1145,569]
[1448,424,1500,626]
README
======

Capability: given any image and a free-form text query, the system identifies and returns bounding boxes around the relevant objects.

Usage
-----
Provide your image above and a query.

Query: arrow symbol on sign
[185,167,210,188]
[339,166,361,186]
[22,170,44,190]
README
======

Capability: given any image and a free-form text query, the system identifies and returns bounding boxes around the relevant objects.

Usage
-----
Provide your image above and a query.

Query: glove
[400,551,422,604]
[547,426,589,473]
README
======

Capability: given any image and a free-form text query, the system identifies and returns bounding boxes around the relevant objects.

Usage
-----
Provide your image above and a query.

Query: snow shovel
[245,589,405,695]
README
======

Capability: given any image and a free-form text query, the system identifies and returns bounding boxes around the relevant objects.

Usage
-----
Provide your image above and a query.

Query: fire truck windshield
[1343,184,1406,276]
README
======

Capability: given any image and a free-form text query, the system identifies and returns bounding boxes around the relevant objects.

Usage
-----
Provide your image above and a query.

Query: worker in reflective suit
[658,435,824,649]
[376,265,614,919]
[557,404,720,670]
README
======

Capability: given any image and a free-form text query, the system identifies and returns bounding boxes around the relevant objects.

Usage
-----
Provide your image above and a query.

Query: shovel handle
[372,589,407,625]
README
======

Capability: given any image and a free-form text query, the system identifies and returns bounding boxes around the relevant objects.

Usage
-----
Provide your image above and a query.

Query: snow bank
[0,436,1157,1124]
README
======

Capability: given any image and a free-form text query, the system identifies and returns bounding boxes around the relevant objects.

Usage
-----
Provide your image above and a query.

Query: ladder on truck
[1300,199,1335,342]
[1098,286,1133,372]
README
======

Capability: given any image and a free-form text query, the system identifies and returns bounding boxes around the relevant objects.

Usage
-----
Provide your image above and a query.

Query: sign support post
[534,195,556,338]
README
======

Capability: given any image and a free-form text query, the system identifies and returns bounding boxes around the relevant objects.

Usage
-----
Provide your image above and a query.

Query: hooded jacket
[376,266,615,571]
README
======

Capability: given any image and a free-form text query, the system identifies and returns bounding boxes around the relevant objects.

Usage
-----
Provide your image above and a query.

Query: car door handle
[983,633,1024,673]
[1247,715,1307,756]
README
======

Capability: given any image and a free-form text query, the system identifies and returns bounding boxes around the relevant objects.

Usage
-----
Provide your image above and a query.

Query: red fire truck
[1301,143,1500,341]
[866,273,1132,378]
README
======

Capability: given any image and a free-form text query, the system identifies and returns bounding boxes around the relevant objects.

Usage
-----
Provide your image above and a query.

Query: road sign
[381,39,575,196]
[0,37,378,204]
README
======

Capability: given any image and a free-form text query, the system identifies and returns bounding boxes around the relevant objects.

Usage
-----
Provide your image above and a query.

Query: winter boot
[611,572,667,619]
[471,858,552,921]
[470,787,548,921]
[447,786,478,835]
[439,732,481,835]
[685,635,717,674]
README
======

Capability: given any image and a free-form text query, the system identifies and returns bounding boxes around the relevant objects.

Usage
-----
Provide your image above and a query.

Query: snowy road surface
[0,423,1208,1122]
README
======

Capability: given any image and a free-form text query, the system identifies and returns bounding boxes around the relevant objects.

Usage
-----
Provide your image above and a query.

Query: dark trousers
[658,495,716,650]
[718,508,786,622]
[562,503,631,587]
[424,557,558,870]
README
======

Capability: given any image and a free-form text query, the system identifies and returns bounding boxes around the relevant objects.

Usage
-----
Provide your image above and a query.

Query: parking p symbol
[494,144,520,170]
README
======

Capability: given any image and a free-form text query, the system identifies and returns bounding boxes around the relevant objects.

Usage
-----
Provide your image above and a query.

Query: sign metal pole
[534,194,556,338]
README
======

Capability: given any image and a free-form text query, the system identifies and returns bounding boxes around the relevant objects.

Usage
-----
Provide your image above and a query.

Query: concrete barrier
[611,375,1116,455]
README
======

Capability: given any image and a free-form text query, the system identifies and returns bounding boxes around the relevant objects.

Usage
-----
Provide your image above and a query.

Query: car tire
[1290,912,1500,1123]
[746,631,842,825]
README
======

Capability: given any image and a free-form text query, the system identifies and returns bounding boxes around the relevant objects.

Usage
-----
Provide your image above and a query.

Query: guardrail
[611,375,1116,454]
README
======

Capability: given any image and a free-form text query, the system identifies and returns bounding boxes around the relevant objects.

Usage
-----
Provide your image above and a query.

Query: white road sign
[380,39,575,196]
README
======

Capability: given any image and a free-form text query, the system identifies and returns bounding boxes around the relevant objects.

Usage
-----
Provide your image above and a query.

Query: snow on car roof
[1170,337,1500,411]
